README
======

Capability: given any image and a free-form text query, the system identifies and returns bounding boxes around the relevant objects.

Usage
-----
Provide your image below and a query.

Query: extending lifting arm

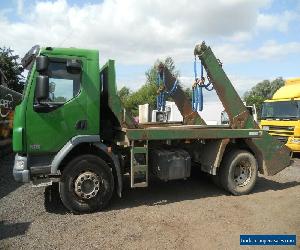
[159,64,206,125]
[194,41,291,175]
[194,42,258,129]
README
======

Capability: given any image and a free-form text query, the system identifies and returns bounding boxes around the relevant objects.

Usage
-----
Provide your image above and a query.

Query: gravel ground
[0,153,299,250]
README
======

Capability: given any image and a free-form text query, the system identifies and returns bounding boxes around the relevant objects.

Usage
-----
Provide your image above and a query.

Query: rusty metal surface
[196,139,230,175]
[138,123,230,129]
[101,60,137,129]
[232,110,250,129]
[107,41,290,176]
[194,42,258,130]
[138,121,183,128]
[159,64,206,125]
[245,132,292,176]
[194,41,290,175]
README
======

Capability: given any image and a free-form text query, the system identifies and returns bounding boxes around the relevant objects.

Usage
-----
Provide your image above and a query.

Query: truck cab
[260,78,300,152]
[13,46,102,179]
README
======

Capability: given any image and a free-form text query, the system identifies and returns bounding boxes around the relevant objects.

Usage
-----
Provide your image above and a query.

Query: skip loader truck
[13,42,291,213]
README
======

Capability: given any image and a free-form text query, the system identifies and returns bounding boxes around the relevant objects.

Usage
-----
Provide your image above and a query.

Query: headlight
[15,160,25,170]
[262,126,269,131]
[290,138,300,144]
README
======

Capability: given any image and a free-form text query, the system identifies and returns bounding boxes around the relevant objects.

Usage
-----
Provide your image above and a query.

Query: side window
[45,60,81,103]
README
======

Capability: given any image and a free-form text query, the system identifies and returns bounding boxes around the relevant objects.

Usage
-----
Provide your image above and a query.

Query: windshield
[261,101,300,120]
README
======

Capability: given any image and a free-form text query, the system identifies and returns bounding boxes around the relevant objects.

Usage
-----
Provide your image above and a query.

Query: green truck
[13,42,291,213]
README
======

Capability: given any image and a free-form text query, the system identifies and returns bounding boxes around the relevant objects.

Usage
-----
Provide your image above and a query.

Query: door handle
[75,120,88,130]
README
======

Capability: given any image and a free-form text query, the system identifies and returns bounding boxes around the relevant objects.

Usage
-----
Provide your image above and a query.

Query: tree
[145,56,180,85]
[117,86,130,103]
[243,77,284,118]
[120,57,181,116]
[124,83,158,116]
[0,47,24,93]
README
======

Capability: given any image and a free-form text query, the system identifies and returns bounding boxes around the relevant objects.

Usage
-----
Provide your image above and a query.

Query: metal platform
[126,125,262,141]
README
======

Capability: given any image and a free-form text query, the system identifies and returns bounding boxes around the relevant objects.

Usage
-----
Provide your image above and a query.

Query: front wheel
[59,155,114,213]
[220,150,258,195]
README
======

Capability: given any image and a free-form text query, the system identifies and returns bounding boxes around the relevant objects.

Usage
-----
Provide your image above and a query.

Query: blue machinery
[192,57,214,111]
[156,58,213,112]
[156,68,178,111]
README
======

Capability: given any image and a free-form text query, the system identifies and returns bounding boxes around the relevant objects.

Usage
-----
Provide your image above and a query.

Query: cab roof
[264,77,300,101]
[40,47,99,61]
[285,77,300,85]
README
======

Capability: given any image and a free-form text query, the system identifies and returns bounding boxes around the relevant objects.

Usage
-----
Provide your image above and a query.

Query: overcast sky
[1,0,299,121]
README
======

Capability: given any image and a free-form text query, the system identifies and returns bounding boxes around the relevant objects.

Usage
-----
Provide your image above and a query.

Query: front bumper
[286,137,300,152]
[13,154,30,183]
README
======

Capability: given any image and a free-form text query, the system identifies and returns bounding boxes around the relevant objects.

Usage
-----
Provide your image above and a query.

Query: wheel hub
[74,171,101,199]
[234,160,252,187]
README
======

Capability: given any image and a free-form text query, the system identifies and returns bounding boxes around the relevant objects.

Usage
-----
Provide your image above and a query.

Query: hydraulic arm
[158,64,206,125]
[194,42,291,175]
[194,42,257,129]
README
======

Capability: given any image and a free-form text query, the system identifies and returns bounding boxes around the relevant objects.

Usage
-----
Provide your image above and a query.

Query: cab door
[25,57,87,153]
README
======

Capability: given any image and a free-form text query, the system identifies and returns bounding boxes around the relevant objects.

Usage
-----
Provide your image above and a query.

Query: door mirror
[36,75,49,101]
[21,45,40,70]
[36,56,49,73]
[66,59,81,74]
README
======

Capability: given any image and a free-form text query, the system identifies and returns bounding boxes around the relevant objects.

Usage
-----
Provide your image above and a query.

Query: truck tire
[44,182,64,213]
[59,155,114,213]
[220,150,258,195]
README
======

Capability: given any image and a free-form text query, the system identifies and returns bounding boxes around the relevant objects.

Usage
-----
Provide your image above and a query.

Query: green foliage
[121,83,158,116]
[0,47,24,93]
[243,77,284,118]
[118,86,130,103]
[145,56,180,85]
[118,57,181,116]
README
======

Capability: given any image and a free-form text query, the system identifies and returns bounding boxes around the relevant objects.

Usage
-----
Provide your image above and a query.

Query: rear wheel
[59,155,114,213]
[220,150,258,195]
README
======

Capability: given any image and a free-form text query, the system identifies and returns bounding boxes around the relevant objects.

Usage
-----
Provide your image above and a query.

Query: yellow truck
[261,78,300,152]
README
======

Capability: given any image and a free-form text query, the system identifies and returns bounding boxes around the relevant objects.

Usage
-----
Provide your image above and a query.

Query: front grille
[268,125,294,136]
[268,125,294,131]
